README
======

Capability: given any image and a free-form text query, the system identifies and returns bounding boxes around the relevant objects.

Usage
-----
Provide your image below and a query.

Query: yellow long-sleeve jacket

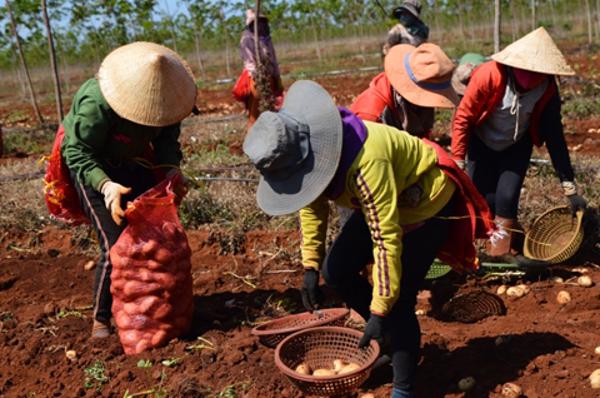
[300,120,455,315]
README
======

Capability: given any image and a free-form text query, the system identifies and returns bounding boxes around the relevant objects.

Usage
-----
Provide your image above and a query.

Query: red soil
[1,226,600,397]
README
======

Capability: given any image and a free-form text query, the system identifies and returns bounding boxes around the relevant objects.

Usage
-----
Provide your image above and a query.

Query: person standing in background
[233,10,284,127]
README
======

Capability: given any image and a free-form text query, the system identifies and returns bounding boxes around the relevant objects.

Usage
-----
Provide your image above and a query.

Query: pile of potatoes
[110,220,194,355]
[295,359,361,377]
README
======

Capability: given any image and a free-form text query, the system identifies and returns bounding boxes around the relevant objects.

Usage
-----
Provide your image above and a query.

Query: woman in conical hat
[60,42,197,338]
[451,27,587,258]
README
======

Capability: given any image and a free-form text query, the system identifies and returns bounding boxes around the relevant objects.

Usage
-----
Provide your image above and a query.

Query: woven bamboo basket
[524,206,584,264]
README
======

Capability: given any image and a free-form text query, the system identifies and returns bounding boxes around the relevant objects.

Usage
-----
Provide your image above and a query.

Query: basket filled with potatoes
[275,326,380,396]
[252,308,350,348]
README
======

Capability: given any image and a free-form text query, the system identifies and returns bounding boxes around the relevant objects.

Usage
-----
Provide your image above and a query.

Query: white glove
[455,159,466,170]
[100,181,131,225]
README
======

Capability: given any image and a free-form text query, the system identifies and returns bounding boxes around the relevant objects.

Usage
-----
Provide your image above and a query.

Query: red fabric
[424,139,496,273]
[110,175,194,355]
[451,61,557,160]
[232,69,253,102]
[349,72,394,122]
[43,125,90,225]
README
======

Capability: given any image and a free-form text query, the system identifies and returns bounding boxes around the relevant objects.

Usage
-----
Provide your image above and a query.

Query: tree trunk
[225,38,231,77]
[41,0,64,122]
[193,31,206,79]
[6,0,44,125]
[531,0,537,30]
[510,0,517,41]
[494,0,502,52]
[585,0,594,44]
[312,22,322,64]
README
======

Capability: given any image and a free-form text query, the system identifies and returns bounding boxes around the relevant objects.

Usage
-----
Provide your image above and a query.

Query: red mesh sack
[110,176,194,355]
[232,69,253,102]
[43,125,90,225]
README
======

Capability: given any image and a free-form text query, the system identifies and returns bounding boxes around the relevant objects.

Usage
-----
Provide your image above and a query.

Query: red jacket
[424,138,495,273]
[349,72,394,122]
[451,61,557,161]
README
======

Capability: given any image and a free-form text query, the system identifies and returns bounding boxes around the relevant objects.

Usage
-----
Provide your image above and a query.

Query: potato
[150,330,168,346]
[458,376,475,391]
[313,368,337,377]
[506,286,525,298]
[577,275,593,287]
[590,369,600,389]
[556,290,571,305]
[294,363,311,375]
[516,284,530,294]
[496,285,507,295]
[141,240,159,258]
[333,359,346,373]
[501,382,522,398]
[338,362,361,375]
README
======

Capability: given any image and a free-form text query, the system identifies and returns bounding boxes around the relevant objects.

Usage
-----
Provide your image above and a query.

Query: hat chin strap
[403,52,451,90]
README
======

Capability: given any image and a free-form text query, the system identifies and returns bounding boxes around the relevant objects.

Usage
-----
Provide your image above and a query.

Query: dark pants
[71,163,155,323]
[467,134,533,219]
[322,198,453,392]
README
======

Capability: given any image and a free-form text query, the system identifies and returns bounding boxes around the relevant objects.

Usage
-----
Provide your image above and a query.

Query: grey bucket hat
[243,80,343,216]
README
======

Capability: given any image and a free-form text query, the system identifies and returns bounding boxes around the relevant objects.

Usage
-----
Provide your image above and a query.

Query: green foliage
[84,360,108,390]
[0,0,592,69]
[562,95,600,119]
[179,188,234,228]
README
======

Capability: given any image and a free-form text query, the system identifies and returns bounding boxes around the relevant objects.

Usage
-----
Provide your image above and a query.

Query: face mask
[513,68,547,90]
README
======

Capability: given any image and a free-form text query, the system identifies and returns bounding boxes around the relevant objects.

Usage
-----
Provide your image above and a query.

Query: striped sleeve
[354,160,404,315]
[299,196,330,270]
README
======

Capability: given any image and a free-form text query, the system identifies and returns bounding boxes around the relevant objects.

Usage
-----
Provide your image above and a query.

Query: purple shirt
[324,107,368,199]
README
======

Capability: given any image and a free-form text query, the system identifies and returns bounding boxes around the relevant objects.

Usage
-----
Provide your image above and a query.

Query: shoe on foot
[91,320,111,339]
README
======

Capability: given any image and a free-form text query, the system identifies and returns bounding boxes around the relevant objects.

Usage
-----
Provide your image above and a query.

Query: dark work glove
[301,269,323,311]
[567,194,587,216]
[359,314,386,349]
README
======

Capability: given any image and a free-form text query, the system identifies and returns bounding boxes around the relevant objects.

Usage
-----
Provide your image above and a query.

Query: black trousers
[467,134,533,219]
[322,198,453,392]
[71,163,156,323]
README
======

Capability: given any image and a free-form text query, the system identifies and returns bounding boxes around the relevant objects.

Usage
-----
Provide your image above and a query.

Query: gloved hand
[567,194,587,216]
[301,269,323,311]
[359,313,386,349]
[166,168,189,202]
[100,181,131,225]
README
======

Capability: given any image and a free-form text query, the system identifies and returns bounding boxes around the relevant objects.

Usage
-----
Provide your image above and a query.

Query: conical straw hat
[491,27,575,76]
[98,42,197,127]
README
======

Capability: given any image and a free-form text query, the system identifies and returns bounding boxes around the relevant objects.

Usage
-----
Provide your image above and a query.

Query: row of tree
[2,0,599,71]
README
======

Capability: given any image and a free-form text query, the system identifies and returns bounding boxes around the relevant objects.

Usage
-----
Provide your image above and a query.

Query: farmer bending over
[451,28,587,257]
[61,42,195,338]
[243,80,493,398]
[351,43,458,138]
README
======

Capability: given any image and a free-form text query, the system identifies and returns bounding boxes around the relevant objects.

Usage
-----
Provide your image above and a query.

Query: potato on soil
[294,363,311,375]
[556,290,571,304]
[501,382,522,398]
[589,369,600,389]
[496,285,507,295]
[458,376,475,391]
[506,286,525,298]
[577,275,593,287]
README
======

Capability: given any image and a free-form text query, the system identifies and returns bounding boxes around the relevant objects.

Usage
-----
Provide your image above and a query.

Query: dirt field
[1,43,600,397]
[1,226,600,398]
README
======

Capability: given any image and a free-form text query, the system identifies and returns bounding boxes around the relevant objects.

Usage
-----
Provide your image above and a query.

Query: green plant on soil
[160,357,182,368]
[55,309,85,319]
[185,336,216,353]
[123,371,168,398]
[212,380,252,398]
[137,359,153,369]
[83,360,109,390]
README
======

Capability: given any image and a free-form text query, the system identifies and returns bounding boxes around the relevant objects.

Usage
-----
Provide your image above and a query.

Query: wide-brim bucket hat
[243,80,343,216]
[97,41,197,127]
[385,43,458,108]
[491,27,575,76]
